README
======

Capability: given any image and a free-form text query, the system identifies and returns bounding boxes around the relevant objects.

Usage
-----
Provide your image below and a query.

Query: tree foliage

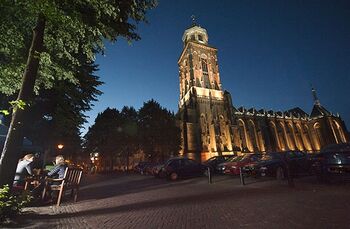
[84,100,181,169]
[138,100,181,162]
[0,0,157,186]
[0,0,156,94]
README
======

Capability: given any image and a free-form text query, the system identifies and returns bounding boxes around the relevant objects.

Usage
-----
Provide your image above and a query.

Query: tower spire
[311,86,321,106]
[191,15,197,26]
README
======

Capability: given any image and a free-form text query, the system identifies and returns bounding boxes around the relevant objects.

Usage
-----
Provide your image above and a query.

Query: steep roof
[287,107,309,118]
[310,104,331,118]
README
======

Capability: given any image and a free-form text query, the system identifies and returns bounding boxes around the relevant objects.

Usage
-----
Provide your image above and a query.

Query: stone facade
[177,23,349,162]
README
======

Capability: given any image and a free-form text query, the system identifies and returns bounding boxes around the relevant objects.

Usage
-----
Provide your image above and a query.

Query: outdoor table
[24,169,47,191]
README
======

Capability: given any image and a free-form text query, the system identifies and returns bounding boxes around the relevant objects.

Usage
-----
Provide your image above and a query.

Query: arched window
[333,120,347,143]
[302,124,313,151]
[201,58,208,73]
[278,122,288,151]
[287,123,296,150]
[200,114,209,150]
[269,121,281,151]
[295,124,305,151]
[314,122,323,150]
[198,34,203,41]
[201,58,210,88]
[248,120,260,151]
[239,119,251,152]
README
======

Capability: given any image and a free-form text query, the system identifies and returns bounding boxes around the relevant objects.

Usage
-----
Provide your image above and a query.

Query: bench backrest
[62,167,83,187]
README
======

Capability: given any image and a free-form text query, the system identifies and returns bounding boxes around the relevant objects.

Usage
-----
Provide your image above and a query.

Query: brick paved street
[6,173,350,229]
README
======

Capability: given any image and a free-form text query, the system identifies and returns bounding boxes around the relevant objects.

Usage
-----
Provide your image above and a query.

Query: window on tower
[201,58,210,88]
[201,58,208,73]
[198,34,203,41]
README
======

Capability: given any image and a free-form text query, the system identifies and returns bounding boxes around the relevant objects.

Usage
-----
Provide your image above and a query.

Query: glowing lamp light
[57,144,64,150]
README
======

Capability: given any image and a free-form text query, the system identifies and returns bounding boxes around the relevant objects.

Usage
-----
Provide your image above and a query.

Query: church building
[177,22,349,162]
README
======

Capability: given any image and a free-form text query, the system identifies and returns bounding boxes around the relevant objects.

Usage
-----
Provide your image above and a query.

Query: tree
[138,100,181,162]
[21,59,103,162]
[84,101,181,170]
[120,106,138,170]
[0,0,156,186]
[84,108,122,171]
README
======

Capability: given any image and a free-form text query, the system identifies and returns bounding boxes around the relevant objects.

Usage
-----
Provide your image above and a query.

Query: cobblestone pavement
[5,173,350,229]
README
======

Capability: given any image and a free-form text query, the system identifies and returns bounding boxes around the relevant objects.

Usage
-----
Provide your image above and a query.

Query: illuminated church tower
[177,19,349,162]
[178,20,235,161]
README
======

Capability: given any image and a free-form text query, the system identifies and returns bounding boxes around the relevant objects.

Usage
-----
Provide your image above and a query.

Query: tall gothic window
[201,58,208,73]
[201,58,210,88]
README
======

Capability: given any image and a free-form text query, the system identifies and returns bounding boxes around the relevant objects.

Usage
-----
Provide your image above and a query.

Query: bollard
[239,167,245,185]
[286,164,295,188]
[207,167,212,184]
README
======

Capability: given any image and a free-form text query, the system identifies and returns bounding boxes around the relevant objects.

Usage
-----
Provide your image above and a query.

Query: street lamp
[57,144,64,150]
[90,152,99,174]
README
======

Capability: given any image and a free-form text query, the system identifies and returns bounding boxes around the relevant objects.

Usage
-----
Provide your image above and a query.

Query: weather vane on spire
[310,84,321,106]
[191,15,197,26]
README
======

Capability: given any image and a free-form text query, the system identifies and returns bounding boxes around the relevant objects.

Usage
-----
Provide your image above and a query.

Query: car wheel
[169,172,178,181]
[276,167,285,180]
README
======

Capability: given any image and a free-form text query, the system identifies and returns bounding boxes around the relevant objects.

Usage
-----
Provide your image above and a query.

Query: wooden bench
[42,167,83,206]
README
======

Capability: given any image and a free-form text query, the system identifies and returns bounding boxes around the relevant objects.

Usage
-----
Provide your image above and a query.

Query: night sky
[83,0,350,134]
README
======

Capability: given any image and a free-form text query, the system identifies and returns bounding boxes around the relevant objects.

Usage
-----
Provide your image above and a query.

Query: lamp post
[90,152,99,173]
[57,144,64,150]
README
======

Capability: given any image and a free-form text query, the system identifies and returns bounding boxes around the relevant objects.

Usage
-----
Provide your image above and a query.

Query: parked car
[243,151,311,180]
[134,162,153,175]
[224,153,262,175]
[152,163,166,178]
[215,155,245,174]
[203,155,235,173]
[162,157,206,181]
[311,143,350,182]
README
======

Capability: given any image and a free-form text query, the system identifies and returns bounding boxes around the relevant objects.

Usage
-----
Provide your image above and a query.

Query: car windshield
[227,156,244,162]
[240,154,253,160]
[205,157,217,163]
[325,151,350,159]
[260,154,279,161]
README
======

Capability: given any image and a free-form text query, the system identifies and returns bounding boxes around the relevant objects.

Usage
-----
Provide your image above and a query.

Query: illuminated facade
[177,23,349,162]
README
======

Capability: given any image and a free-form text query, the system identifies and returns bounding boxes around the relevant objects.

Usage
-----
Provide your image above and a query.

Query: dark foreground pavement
[3,173,350,229]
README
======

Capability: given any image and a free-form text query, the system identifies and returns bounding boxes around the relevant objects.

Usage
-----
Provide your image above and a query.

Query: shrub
[0,185,32,223]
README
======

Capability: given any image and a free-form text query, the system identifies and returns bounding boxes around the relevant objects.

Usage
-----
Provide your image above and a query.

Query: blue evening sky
[82,0,350,134]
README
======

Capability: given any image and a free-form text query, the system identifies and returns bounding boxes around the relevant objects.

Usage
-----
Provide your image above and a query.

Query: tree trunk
[0,15,46,187]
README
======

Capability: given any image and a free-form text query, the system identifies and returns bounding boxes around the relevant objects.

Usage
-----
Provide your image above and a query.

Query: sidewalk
[4,173,350,229]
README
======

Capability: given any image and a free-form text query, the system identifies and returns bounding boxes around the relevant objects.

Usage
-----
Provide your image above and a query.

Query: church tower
[178,20,235,161]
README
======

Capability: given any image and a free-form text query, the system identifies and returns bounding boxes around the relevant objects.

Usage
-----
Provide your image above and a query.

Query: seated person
[42,155,67,202]
[47,155,67,179]
[13,154,35,187]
